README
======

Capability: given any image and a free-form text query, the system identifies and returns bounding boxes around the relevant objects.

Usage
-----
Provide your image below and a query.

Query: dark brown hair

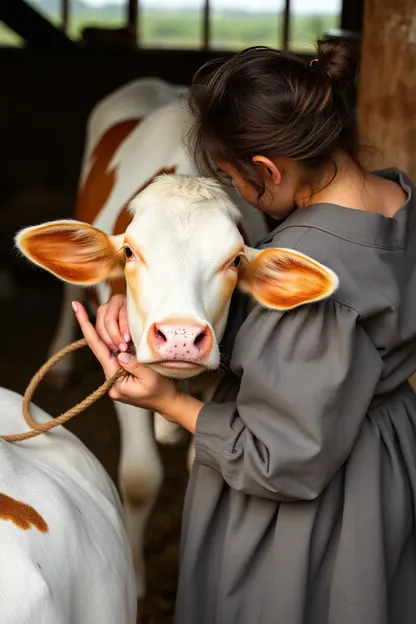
[187,37,359,198]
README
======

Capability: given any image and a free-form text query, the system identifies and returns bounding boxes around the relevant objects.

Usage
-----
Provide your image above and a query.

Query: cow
[16,77,270,598]
[0,386,136,622]
[45,77,268,396]
[16,173,339,599]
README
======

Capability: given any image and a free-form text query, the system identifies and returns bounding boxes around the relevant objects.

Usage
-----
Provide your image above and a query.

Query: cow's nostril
[154,327,167,342]
[194,329,207,347]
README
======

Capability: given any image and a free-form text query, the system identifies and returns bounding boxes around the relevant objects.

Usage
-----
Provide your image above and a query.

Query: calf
[0,386,136,622]
[46,77,268,394]
[17,174,338,598]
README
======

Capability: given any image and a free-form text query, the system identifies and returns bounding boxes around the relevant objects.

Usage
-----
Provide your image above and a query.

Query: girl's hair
[187,37,359,198]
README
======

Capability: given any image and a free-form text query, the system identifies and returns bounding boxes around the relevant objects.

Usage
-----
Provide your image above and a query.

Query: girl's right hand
[95,294,130,353]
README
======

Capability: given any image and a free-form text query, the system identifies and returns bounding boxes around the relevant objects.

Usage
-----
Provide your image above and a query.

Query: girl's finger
[119,303,131,344]
[96,305,118,352]
[72,301,120,379]
[117,351,143,377]
[104,296,128,352]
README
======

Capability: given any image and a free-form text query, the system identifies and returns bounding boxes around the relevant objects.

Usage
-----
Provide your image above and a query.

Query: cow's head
[16,175,338,379]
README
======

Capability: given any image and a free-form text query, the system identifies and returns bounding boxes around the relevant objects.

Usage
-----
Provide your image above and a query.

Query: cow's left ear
[238,247,338,310]
[15,220,125,285]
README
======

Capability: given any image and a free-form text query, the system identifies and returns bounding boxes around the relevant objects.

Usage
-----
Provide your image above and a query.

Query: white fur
[125,174,243,373]
[0,387,136,622]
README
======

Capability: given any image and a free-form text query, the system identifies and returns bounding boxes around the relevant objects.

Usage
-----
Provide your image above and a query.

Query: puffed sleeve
[195,300,383,501]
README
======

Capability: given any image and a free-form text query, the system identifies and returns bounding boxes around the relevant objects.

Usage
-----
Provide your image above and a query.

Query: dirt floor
[0,271,189,624]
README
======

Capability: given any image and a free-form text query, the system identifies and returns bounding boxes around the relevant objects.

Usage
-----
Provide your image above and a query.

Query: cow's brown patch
[0,492,48,533]
[75,118,142,225]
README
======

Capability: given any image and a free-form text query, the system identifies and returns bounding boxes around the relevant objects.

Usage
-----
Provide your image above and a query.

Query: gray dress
[174,169,416,624]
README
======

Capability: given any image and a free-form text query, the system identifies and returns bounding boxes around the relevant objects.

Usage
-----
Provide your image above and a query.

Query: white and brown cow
[15,77,270,597]
[0,386,136,622]
[17,174,338,599]
[46,77,268,393]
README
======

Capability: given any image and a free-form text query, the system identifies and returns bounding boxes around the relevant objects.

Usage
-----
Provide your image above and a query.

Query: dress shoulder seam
[274,224,406,250]
[292,229,362,316]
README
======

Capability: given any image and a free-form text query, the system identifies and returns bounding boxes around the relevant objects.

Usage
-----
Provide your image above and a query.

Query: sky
[80,0,341,12]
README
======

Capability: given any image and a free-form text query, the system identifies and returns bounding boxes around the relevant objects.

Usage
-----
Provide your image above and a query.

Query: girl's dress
[175,169,416,624]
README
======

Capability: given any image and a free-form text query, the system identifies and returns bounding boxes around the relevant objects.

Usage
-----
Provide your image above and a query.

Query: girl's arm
[72,300,202,429]
[193,300,383,501]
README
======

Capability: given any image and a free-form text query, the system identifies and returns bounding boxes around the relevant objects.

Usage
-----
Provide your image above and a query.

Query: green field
[0,11,339,52]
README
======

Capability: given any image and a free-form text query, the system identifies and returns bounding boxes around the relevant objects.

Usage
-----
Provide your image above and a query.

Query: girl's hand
[72,301,177,414]
[95,294,130,354]
[72,301,203,432]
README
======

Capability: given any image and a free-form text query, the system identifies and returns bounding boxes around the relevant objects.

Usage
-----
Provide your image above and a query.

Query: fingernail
[72,301,79,313]
[119,342,127,352]
[124,333,131,343]
[118,352,131,364]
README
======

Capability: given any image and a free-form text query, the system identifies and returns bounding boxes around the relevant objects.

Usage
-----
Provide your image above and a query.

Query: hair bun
[316,36,358,87]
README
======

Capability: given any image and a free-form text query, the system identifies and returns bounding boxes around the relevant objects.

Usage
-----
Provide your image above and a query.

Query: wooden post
[282,0,290,51]
[202,0,210,51]
[127,0,138,41]
[358,0,416,178]
[62,0,69,33]
[358,0,416,388]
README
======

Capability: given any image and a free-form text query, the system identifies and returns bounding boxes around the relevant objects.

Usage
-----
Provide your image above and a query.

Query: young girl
[73,38,416,623]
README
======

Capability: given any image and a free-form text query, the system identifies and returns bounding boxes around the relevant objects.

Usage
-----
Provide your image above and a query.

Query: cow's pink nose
[148,321,213,362]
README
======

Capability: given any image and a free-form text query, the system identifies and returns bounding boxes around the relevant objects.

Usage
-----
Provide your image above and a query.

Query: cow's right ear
[15,220,125,285]
[238,247,338,310]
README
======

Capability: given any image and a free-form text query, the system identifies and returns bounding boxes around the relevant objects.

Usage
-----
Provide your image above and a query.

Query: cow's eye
[124,246,134,260]
[228,254,246,271]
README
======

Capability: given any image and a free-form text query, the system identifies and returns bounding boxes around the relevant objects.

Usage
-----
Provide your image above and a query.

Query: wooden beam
[202,0,210,51]
[62,0,69,33]
[358,0,416,178]
[127,0,138,40]
[0,0,76,50]
[282,0,291,50]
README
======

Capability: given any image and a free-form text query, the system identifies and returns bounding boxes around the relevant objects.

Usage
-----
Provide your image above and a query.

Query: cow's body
[43,78,269,598]
[0,387,136,622]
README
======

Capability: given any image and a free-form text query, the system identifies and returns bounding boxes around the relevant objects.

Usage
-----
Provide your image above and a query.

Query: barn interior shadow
[0,269,189,624]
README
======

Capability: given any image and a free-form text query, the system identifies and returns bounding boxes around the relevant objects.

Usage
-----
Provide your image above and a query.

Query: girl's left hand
[72,301,179,416]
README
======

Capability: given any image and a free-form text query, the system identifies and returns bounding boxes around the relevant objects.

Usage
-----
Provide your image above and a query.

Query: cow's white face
[121,176,245,377]
[16,174,338,380]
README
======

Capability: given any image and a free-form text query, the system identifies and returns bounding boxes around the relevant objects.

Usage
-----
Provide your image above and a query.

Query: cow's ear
[238,247,338,310]
[16,220,125,285]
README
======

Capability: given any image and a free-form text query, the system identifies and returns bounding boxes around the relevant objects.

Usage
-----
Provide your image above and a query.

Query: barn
[0,0,415,622]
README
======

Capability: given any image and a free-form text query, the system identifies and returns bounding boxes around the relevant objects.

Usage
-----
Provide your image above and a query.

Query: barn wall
[0,40,355,271]
[358,0,416,177]
[0,48,233,270]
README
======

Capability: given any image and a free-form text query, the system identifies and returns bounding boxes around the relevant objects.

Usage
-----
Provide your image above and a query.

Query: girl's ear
[238,247,338,310]
[16,220,125,285]
[252,156,281,188]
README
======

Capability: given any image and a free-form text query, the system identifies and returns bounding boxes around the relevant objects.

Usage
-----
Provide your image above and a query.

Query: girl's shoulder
[259,169,414,254]
[256,169,416,315]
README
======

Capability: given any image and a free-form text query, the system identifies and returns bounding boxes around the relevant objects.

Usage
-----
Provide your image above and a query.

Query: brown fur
[0,492,48,533]
[239,248,336,309]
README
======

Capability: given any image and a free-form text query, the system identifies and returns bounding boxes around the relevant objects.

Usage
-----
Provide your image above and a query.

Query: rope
[1,339,126,443]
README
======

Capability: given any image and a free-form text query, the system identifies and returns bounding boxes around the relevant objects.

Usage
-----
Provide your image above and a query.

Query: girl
[73,38,416,623]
